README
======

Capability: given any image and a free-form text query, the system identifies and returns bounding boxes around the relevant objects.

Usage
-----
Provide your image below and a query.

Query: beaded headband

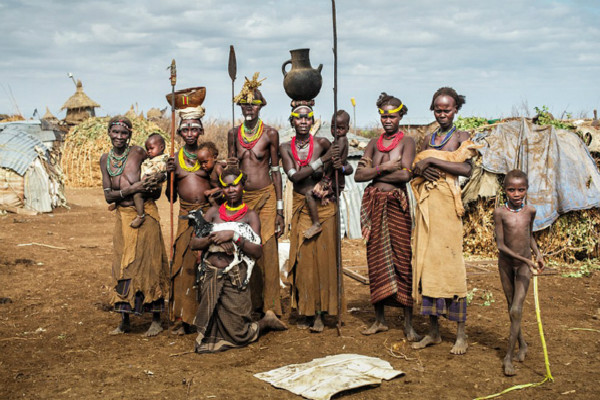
[110,120,131,131]
[239,99,263,105]
[378,103,404,115]
[219,172,244,187]
[180,122,202,129]
[290,111,314,118]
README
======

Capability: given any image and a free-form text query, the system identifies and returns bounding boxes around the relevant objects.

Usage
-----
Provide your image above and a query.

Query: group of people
[100,81,544,376]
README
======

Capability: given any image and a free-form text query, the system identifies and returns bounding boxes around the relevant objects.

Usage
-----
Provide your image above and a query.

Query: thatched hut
[42,106,58,122]
[60,80,100,125]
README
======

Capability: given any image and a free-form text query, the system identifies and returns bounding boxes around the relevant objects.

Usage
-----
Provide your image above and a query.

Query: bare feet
[171,326,186,336]
[297,316,313,330]
[361,321,389,336]
[411,334,442,350]
[130,214,145,229]
[144,320,163,337]
[450,335,469,355]
[515,343,528,362]
[304,223,322,239]
[309,314,324,333]
[259,310,288,332]
[109,320,130,335]
[404,326,422,342]
[503,357,516,376]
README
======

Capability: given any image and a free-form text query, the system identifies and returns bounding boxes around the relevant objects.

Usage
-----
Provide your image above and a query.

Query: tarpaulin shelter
[0,120,67,213]
[465,118,600,231]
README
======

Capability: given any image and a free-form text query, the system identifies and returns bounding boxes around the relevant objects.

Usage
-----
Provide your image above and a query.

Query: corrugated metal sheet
[0,125,46,176]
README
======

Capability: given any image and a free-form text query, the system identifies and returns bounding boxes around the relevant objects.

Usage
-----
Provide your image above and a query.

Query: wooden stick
[331,0,343,337]
[17,243,66,250]
[228,45,237,132]
[169,60,176,260]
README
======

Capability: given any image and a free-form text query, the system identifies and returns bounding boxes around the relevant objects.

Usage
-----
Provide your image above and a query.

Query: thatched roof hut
[61,80,100,125]
[42,107,58,122]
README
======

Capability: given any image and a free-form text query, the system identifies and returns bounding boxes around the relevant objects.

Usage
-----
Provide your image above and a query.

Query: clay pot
[165,86,206,109]
[282,49,323,101]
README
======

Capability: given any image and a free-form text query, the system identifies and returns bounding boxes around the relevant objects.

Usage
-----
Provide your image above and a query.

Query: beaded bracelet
[376,166,381,175]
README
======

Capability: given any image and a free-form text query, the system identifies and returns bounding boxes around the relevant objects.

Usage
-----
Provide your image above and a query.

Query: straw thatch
[61,115,168,187]
[42,107,58,122]
[61,80,100,125]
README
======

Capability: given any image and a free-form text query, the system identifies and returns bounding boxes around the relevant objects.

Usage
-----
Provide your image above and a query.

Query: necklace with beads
[219,202,249,221]
[178,148,200,172]
[238,119,264,149]
[505,202,524,213]
[376,131,404,152]
[107,146,130,177]
[291,135,314,167]
[182,147,198,160]
[429,125,456,148]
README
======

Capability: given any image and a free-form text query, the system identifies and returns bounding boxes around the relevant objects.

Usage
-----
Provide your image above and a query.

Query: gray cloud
[1,0,598,126]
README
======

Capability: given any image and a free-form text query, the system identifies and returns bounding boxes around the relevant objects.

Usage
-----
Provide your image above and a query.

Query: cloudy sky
[1,0,599,127]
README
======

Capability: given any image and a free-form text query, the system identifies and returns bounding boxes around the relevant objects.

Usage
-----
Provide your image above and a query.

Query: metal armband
[286,168,297,179]
[309,158,323,171]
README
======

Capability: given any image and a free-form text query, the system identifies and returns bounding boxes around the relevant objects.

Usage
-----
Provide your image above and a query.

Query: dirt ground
[1,188,599,400]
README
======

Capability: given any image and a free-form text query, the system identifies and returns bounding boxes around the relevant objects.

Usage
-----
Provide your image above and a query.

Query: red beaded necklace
[237,119,264,150]
[291,135,314,167]
[377,131,404,152]
[219,203,249,222]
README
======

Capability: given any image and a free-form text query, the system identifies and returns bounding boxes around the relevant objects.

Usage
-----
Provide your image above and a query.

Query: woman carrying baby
[411,87,474,355]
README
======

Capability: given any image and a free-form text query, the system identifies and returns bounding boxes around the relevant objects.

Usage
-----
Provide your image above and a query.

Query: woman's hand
[321,144,339,163]
[379,159,402,173]
[165,157,176,173]
[209,230,234,245]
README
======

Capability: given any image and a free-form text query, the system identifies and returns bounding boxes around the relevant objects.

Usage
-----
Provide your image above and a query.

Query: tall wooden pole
[331,0,343,336]
[169,60,176,260]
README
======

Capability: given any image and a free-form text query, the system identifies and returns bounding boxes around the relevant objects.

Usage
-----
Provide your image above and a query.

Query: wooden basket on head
[165,86,206,109]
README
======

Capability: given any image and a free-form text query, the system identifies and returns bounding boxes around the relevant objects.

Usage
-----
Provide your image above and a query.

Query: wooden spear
[331,0,343,336]
[169,59,176,260]
[229,46,237,131]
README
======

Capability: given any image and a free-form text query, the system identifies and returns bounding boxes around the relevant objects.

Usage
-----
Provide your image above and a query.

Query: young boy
[197,141,225,205]
[304,110,353,239]
[129,133,168,228]
[493,169,544,376]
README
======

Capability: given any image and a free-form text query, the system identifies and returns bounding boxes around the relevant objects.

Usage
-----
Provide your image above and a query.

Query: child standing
[493,169,544,376]
[130,133,168,228]
[304,110,353,239]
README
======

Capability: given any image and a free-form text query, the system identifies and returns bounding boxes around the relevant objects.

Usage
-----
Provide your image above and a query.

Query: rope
[474,276,553,400]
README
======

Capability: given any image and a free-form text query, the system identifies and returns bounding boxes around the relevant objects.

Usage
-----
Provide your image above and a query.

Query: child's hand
[536,256,545,271]
[527,259,538,275]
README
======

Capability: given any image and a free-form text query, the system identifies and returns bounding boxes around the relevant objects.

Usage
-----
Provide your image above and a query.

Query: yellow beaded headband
[290,111,314,118]
[378,103,404,115]
[239,99,263,105]
[219,172,244,187]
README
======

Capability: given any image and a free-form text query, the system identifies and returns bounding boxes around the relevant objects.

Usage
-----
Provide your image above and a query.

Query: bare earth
[1,188,599,399]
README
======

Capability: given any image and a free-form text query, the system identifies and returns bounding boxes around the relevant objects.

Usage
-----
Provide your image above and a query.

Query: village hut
[0,120,67,214]
[60,80,100,125]
[41,106,59,123]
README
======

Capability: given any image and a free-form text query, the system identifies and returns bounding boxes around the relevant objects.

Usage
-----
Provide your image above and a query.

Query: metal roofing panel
[0,125,45,176]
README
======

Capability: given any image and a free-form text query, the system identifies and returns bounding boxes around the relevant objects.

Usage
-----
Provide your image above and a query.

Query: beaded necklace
[291,135,314,167]
[182,147,198,160]
[376,131,404,152]
[238,119,264,149]
[219,203,248,221]
[429,125,456,148]
[505,202,524,213]
[178,148,200,172]
[107,146,130,177]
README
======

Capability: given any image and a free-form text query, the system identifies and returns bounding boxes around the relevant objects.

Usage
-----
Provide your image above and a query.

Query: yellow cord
[473,276,553,400]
